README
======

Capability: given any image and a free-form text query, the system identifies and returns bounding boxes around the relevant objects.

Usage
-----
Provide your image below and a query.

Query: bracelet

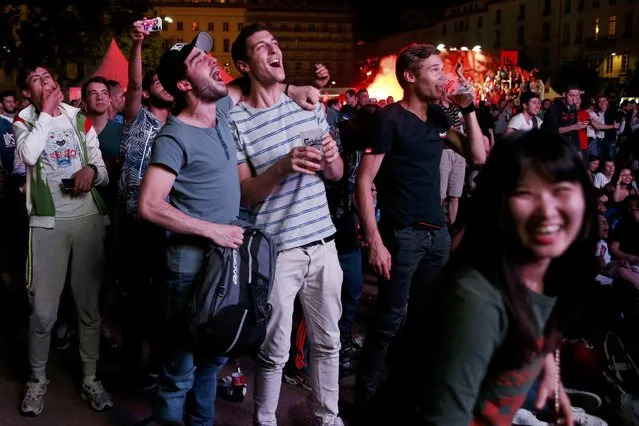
[461,103,476,114]
[285,84,290,96]
[86,164,98,182]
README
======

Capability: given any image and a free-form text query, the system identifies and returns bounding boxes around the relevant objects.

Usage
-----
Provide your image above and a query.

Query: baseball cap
[157,32,213,98]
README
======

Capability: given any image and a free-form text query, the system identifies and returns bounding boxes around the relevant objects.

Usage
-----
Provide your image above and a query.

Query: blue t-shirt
[149,96,240,273]
[0,118,15,173]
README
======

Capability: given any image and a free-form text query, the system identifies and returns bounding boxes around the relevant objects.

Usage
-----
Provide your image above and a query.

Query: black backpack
[189,221,277,357]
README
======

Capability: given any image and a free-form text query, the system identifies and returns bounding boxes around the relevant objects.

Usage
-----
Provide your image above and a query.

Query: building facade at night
[371,0,638,83]
[151,0,358,86]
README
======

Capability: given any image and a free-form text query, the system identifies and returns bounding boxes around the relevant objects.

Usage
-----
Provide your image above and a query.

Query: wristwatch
[86,163,98,182]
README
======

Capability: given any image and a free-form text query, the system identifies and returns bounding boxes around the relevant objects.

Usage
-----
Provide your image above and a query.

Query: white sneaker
[21,376,49,416]
[570,407,608,426]
[512,409,549,426]
[313,416,344,426]
[81,378,114,411]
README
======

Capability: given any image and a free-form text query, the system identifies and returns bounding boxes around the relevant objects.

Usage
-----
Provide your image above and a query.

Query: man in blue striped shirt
[230,23,345,426]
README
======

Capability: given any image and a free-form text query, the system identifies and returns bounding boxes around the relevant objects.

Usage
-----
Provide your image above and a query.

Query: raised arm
[14,86,63,166]
[446,111,486,166]
[123,21,146,123]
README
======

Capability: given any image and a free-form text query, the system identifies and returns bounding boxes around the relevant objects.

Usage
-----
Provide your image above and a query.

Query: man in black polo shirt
[354,43,486,406]
[541,84,586,151]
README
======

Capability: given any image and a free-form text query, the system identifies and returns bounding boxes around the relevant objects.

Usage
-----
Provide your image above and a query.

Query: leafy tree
[551,55,604,98]
[1,0,162,86]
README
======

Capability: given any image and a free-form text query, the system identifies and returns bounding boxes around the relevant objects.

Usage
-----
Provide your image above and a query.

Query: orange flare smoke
[366,55,402,102]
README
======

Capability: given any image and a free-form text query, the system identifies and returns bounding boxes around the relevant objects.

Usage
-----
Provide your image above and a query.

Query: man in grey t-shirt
[138,33,245,426]
[138,31,326,425]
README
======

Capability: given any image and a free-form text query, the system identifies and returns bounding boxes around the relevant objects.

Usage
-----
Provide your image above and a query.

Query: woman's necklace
[555,348,564,425]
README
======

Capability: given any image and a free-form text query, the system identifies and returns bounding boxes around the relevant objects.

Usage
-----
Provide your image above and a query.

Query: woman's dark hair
[453,129,599,363]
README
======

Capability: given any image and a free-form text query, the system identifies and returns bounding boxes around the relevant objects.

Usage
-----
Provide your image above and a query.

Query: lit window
[608,16,616,38]
[605,56,613,73]
[622,54,630,72]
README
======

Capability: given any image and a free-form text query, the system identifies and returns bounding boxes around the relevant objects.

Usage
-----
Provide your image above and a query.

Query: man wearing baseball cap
[138,32,327,425]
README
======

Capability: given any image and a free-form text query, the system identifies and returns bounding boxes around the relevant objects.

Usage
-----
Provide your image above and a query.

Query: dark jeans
[601,138,617,160]
[120,216,165,374]
[338,248,364,340]
[153,270,227,426]
[356,226,451,402]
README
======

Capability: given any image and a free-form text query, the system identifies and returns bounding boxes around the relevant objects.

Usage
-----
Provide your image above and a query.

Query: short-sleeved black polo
[366,102,451,228]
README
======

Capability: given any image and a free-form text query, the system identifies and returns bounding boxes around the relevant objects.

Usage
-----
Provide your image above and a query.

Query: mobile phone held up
[136,17,163,32]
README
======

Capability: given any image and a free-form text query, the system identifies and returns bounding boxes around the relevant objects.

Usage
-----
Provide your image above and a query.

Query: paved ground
[0,281,377,426]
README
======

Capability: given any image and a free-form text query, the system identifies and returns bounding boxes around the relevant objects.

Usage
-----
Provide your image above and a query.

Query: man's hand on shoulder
[289,85,321,111]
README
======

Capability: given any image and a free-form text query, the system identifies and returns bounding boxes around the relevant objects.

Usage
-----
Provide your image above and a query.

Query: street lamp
[164,17,173,23]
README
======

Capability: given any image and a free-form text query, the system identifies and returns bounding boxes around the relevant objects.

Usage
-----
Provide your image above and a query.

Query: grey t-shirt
[149,95,240,273]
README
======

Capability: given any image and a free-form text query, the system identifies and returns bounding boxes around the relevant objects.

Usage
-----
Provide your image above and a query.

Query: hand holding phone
[135,17,163,33]
[61,178,75,192]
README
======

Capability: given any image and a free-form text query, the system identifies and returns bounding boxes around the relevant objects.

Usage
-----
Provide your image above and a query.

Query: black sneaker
[340,336,362,358]
[130,373,158,393]
[339,356,357,379]
[54,324,74,351]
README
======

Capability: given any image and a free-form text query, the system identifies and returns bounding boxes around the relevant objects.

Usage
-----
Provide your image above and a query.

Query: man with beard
[354,43,486,410]
[0,91,17,122]
[137,29,326,425]
[117,23,176,393]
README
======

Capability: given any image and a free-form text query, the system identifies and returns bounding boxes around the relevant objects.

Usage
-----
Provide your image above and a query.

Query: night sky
[354,0,467,41]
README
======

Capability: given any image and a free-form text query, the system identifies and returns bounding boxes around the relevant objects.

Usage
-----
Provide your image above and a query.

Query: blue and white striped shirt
[231,94,335,251]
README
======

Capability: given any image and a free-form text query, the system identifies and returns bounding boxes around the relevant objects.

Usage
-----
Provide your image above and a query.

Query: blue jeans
[338,248,364,340]
[153,270,228,426]
[601,138,617,160]
[586,137,601,158]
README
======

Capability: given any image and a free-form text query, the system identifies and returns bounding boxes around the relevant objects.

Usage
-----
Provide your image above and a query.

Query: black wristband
[461,103,476,114]
[285,84,290,96]
[87,163,98,182]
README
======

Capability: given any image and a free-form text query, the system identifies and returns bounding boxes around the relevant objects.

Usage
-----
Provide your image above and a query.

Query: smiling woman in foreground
[374,129,600,426]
